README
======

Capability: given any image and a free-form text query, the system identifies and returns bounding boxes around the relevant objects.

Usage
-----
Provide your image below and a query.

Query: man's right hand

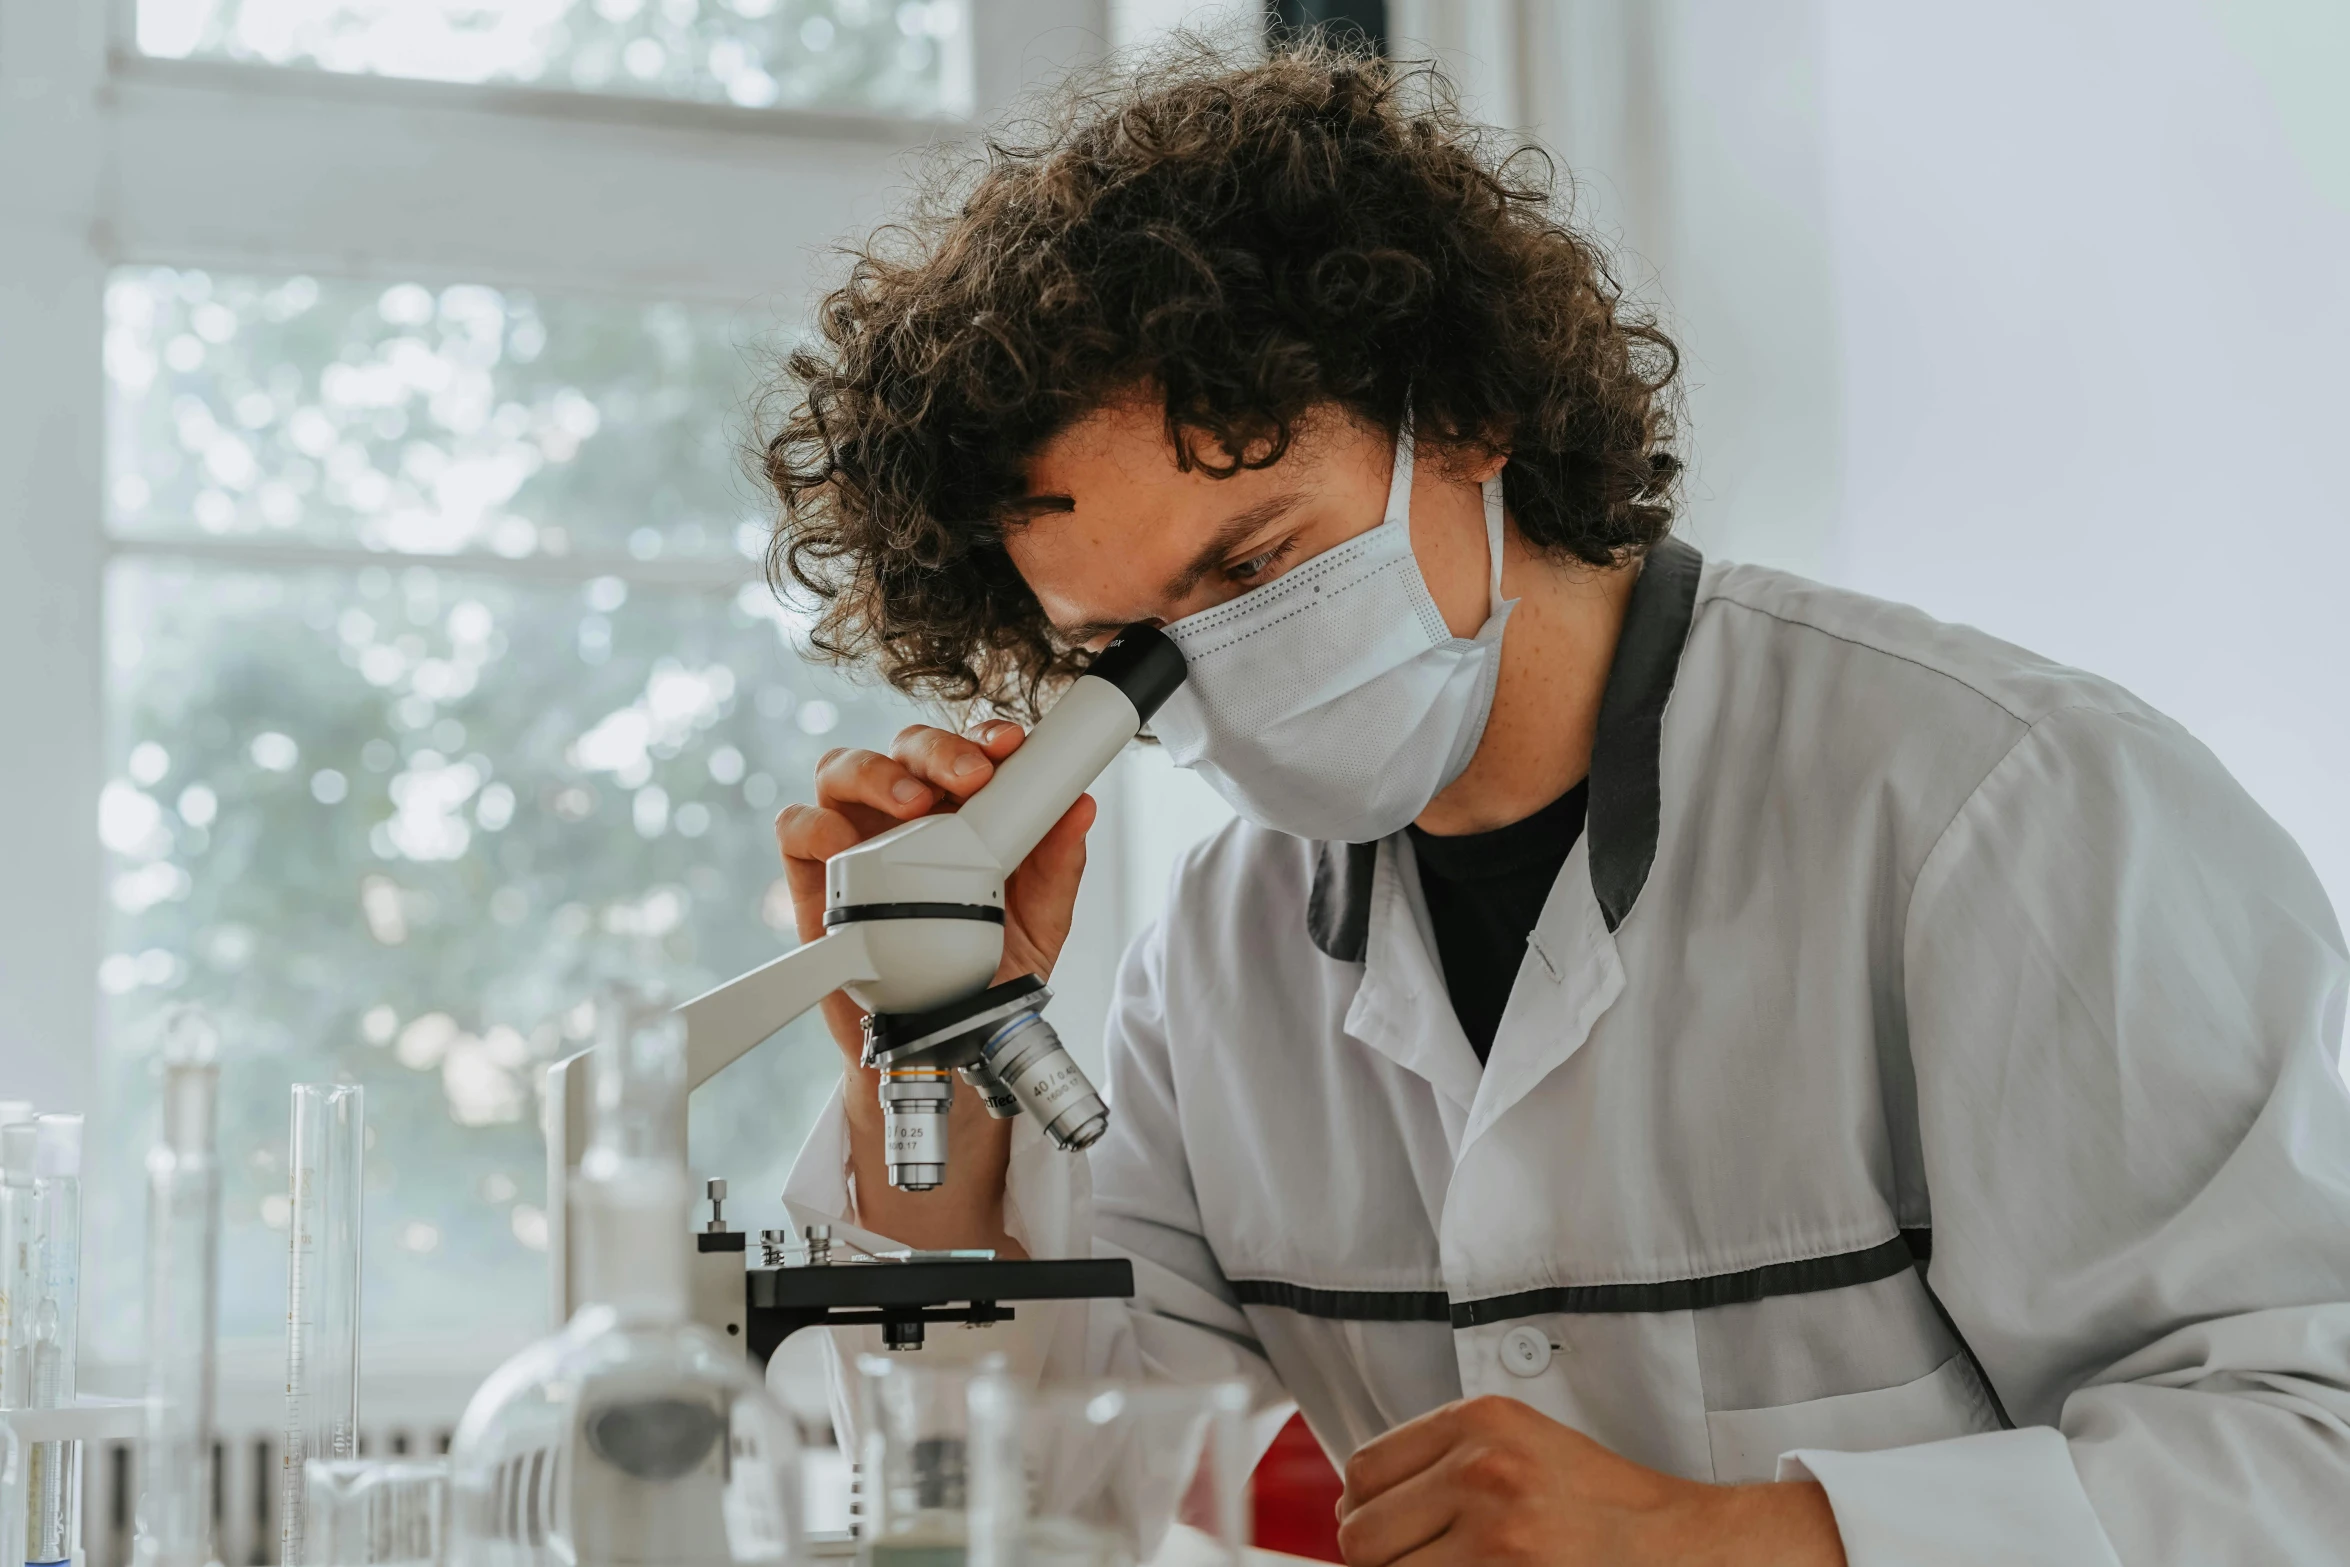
[772,717,1094,1251]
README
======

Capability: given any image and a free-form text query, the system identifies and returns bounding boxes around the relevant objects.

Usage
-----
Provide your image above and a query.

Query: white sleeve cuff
[1776,1427,2122,1567]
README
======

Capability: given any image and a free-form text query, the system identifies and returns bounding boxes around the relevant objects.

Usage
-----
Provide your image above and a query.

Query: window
[134,0,971,115]
[0,0,1121,1380]
[90,267,911,1352]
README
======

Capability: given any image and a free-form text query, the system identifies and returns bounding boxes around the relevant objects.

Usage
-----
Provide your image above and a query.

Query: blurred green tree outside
[133,0,966,116]
[91,267,912,1356]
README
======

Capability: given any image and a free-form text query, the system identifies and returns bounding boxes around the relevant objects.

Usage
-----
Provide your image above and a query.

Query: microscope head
[821,624,1183,1188]
[551,627,1185,1328]
[819,623,1186,1016]
[825,812,1007,1015]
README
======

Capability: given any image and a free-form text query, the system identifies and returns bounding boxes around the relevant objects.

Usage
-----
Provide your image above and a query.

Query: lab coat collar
[1340,840,1487,1113]
[1465,827,1626,1149]
[1306,535,1705,956]
[1588,535,1704,930]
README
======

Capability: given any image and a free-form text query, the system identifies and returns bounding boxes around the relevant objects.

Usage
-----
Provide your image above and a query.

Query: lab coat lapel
[1463,831,1624,1151]
[1456,537,1701,1153]
[1341,839,1487,1114]
[1326,539,1705,1155]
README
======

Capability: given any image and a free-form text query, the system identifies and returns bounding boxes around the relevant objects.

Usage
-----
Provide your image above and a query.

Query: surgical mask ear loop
[1481,468,1511,619]
[1384,404,1417,527]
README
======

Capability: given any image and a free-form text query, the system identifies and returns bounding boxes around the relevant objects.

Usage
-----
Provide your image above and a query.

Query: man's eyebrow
[1158,489,1308,603]
[1005,493,1076,519]
[1046,487,1308,645]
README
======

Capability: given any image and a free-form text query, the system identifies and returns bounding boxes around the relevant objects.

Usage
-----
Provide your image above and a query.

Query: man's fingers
[815,745,937,818]
[1026,793,1097,880]
[1332,1465,1458,1567]
[1002,795,1093,958]
[1339,1403,1468,1516]
[975,717,1026,759]
[1374,1536,1480,1567]
[892,723,1004,800]
[776,801,862,865]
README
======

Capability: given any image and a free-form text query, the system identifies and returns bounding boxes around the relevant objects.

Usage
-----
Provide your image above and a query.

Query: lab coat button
[1499,1326,1552,1377]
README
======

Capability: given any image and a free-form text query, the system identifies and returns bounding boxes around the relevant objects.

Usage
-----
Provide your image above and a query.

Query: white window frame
[0,0,1118,1390]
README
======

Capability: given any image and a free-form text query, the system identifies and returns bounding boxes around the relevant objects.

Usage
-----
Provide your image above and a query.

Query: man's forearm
[840,1065,1027,1257]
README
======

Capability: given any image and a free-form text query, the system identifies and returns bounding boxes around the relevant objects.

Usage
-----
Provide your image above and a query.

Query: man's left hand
[1334,1394,1846,1567]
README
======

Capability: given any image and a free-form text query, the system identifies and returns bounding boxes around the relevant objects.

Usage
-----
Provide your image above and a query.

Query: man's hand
[1335,1395,1845,1567]
[773,717,1089,1254]
[775,718,1094,1063]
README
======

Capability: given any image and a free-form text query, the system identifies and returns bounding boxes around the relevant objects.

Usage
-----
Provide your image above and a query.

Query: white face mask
[1149,412,1514,842]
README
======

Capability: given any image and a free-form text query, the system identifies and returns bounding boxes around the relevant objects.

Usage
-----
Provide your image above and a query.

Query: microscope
[546,625,1185,1359]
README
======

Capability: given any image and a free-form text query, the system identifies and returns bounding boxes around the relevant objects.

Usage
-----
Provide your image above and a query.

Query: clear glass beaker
[305,1458,447,1567]
[854,1355,1006,1567]
[966,1378,1252,1567]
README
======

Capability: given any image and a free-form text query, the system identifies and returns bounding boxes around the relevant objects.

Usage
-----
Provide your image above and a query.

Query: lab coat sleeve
[777,915,1290,1446]
[1787,702,2350,1566]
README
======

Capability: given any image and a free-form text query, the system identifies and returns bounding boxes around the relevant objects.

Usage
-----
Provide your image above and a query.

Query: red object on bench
[1251,1411,1344,1562]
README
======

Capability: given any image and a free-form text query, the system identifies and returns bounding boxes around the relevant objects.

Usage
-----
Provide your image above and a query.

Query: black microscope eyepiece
[1086,623,1186,722]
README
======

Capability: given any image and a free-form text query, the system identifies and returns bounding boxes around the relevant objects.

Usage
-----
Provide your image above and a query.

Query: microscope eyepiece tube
[980,1011,1109,1152]
[952,624,1186,873]
[877,1068,954,1191]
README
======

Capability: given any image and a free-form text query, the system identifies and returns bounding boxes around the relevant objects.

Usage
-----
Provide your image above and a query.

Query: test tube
[0,1111,36,1567]
[281,1085,364,1567]
[134,1017,221,1567]
[25,1114,83,1567]
[0,1107,38,1412]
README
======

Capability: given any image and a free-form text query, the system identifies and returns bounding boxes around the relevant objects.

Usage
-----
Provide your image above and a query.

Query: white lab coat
[785,542,2350,1565]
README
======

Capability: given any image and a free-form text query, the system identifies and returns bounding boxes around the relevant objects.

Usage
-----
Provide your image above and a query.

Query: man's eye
[1228,540,1296,585]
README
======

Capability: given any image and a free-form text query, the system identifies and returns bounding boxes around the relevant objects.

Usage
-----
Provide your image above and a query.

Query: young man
[761,48,2350,1567]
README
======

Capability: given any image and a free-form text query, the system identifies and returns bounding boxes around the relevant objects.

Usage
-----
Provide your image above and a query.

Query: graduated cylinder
[281,1084,364,1567]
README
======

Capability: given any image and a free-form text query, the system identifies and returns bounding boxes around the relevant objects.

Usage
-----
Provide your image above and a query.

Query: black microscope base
[744,1256,1135,1362]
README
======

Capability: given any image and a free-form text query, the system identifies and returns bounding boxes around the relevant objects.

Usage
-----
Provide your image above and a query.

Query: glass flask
[966,1378,1252,1567]
[446,989,799,1567]
[854,1356,1006,1567]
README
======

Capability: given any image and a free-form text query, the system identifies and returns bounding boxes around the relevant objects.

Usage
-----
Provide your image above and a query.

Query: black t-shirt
[1404,780,1590,1064]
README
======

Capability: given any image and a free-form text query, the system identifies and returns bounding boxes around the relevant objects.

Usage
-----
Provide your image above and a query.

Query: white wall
[1819,2,2350,929]
[1458,0,2350,928]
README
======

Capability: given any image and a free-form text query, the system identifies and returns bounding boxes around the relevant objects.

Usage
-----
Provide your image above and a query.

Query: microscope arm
[677,925,878,1096]
[548,927,878,1328]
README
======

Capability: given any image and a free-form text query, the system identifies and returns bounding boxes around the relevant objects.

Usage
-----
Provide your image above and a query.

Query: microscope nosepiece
[981,1011,1109,1153]
[958,1058,1021,1119]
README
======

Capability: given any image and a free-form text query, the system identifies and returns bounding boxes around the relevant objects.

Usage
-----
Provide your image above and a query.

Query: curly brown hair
[760,38,1682,719]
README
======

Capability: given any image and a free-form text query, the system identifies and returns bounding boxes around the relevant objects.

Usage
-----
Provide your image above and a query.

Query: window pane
[134,0,967,116]
[107,268,782,564]
[89,555,904,1355]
